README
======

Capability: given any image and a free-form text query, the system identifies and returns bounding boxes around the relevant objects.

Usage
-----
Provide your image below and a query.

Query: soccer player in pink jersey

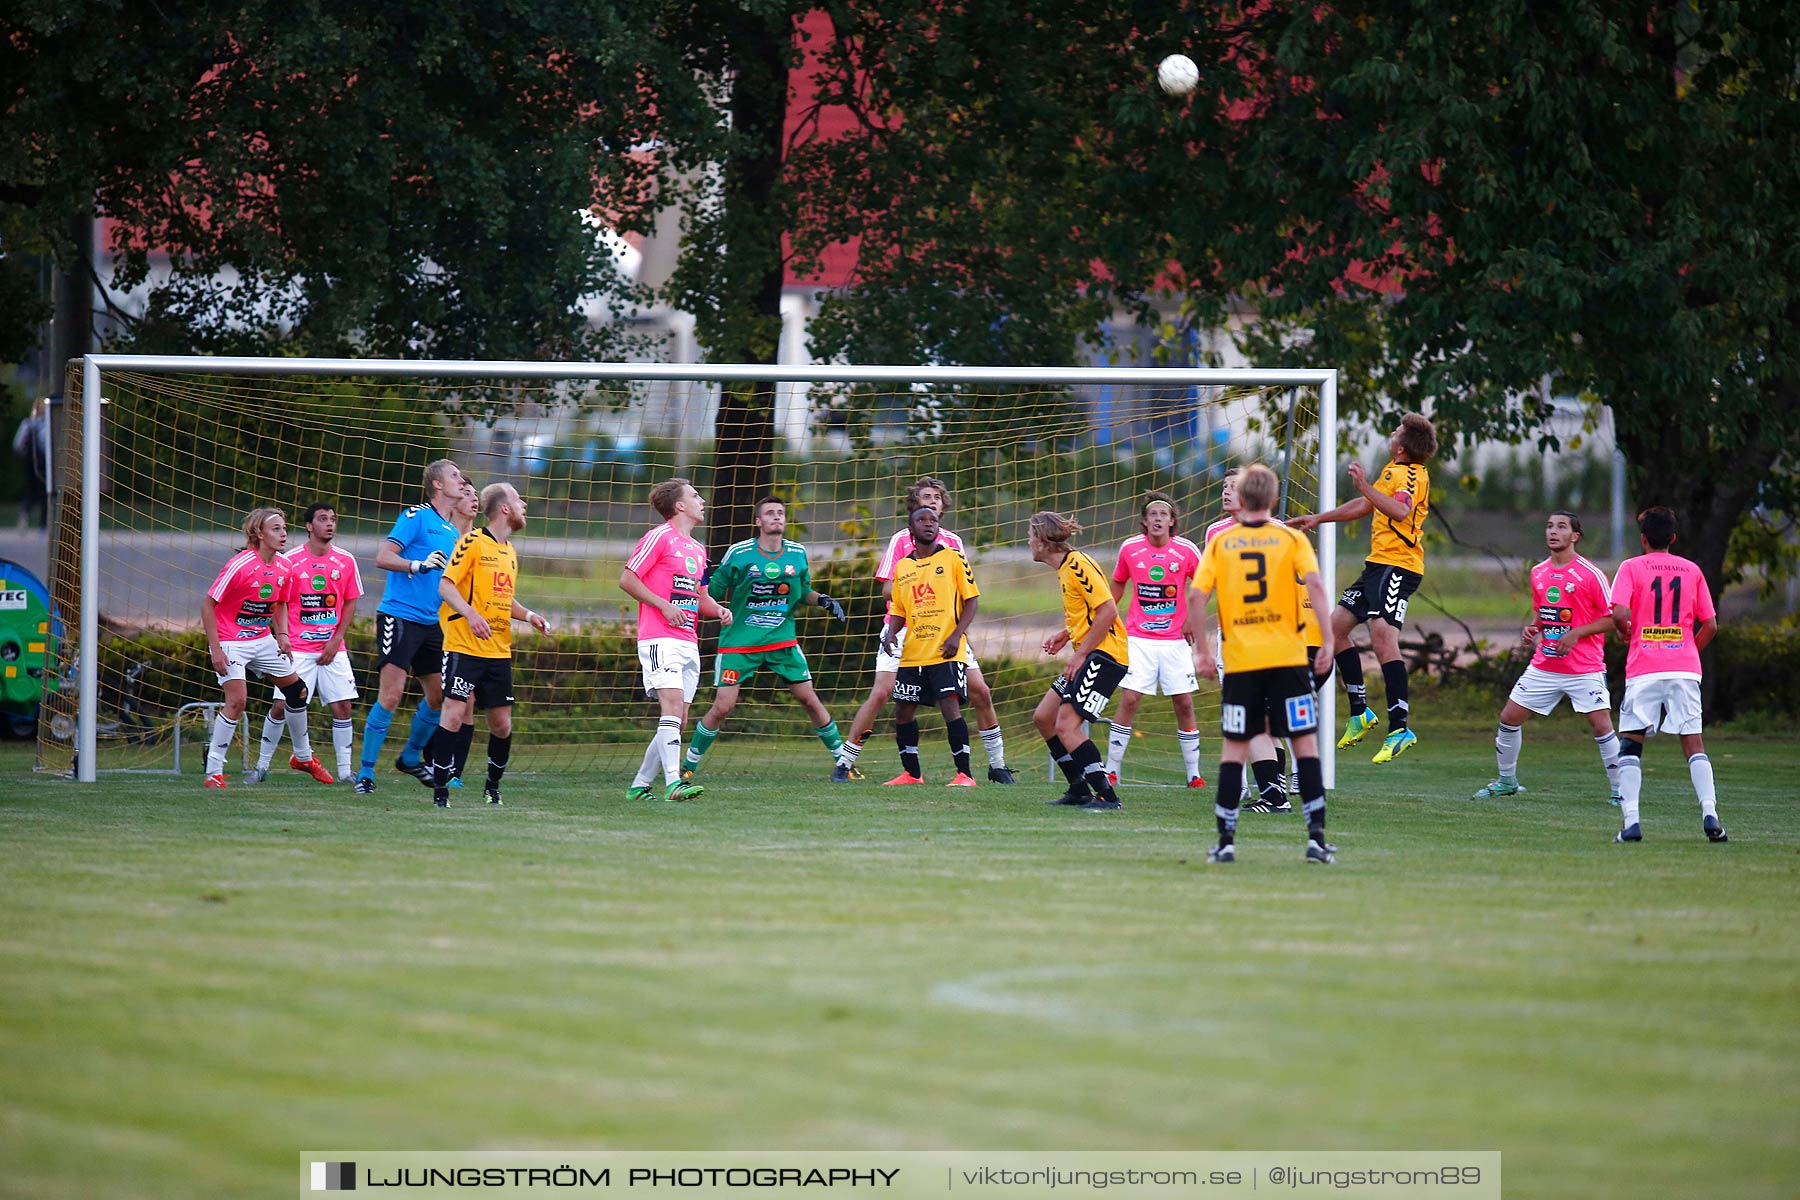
[249,502,365,785]
[833,477,1014,784]
[1105,490,1206,789]
[1472,511,1622,803]
[1608,507,1725,843]
[198,508,310,789]
[618,477,732,802]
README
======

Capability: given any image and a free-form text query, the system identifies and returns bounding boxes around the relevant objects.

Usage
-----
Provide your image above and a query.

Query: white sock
[838,738,864,768]
[1618,758,1642,827]
[256,713,284,771]
[979,725,1005,769]
[631,731,662,788]
[206,713,239,776]
[331,718,355,778]
[658,716,683,785]
[1495,722,1523,779]
[1688,753,1717,818]
[286,706,314,762]
[1594,732,1621,796]
[1178,728,1201,781]
[1105,724,1132,777]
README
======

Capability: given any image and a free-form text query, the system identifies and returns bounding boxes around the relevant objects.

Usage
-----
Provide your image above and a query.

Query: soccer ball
[1157,53,1199,96]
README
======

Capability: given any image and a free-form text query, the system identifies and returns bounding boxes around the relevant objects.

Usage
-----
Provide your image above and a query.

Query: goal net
[42,359,1338,788]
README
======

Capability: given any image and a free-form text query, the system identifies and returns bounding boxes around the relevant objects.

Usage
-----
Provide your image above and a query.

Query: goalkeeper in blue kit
[682,496,849,778]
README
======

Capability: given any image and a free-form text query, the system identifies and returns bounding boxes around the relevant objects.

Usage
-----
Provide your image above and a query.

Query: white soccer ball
[1157,53,1199,97]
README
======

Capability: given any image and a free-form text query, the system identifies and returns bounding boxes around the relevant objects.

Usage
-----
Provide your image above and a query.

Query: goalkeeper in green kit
[683,495,849,779]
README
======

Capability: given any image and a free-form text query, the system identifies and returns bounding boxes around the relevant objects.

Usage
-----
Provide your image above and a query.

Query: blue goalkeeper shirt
[378,502,461,624]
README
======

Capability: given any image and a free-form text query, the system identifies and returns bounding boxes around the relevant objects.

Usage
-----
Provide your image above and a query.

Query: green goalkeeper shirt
[710,538,813,653]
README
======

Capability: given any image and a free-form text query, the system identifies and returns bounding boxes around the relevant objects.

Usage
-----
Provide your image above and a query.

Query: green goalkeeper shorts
[715,645,812,688]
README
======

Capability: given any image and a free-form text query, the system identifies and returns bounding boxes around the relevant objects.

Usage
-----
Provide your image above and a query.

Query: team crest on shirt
[784,564,795,575]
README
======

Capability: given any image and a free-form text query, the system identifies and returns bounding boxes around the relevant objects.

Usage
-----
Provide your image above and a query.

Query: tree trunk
[704,11,790,566]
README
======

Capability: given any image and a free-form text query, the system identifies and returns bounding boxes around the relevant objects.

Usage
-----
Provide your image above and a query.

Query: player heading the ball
[619,477,732,803]
[1472,510,1623,804]
[199,508,311,789]
[1030,511,1129,811]
[1292,412,1437,764]
[1608,506,1726,844]
[880,503,982,787]
[426,482,549,809]
[1192,465,1337,864]
[682,496,848,781]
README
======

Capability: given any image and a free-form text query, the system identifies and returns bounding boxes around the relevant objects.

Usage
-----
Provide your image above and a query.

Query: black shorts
[1050,650,1129,722]
[1220,666,1319,741]
[892,661,967,705]
[441,651,515,711]
[1339,562,1423,629]
[375,611,444,676]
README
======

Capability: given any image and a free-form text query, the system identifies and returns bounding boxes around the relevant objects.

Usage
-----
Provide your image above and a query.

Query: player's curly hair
[1397,412,1438,462]
[1140,489,1178,534]
[1028,511,1081,547]
[242,507,285,548]
[906,477,951,513]
[649,477,692,519]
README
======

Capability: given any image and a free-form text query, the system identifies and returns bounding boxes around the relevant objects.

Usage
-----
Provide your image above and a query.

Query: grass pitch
[1,720,1795,1200]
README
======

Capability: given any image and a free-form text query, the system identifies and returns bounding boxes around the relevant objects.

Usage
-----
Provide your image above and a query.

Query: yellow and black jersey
[1368,459,1430,574]
[890,547,979,666]
[1058,550,1128,664]
[1195,520,1319,673]
[439,528,519,659]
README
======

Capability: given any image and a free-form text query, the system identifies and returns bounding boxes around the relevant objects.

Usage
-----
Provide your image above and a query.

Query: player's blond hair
[649,477,692,518]
[242,507,285,548]
[906,476,951,514]
[1028,511,1082,547]
[1397,412,1438,462]
[424,458,462,499]
[481,482,517,519]
[1236,464,1280,512]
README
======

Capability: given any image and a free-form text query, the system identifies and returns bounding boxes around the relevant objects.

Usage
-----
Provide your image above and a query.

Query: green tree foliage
[790,0,1799,597]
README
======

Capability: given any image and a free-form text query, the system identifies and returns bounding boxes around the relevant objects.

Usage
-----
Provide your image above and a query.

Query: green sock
[815,720,843,756]
[684,721,719,769]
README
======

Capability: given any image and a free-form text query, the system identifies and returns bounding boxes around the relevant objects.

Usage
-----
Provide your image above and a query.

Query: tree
[788,0,1800,600]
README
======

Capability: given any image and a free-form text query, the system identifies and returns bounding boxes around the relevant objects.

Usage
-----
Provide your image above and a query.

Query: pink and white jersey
[280,544,364,648]
[207,549,295,641]
[1611,551,1715,678]
[1112,534,1203,639]
[1528,554,1612,674]
[1202,516,1237,546]
[627,521,708,643]
[876,526,966,582]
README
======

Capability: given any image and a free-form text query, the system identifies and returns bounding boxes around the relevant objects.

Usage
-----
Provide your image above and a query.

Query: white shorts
[271,650,359,706]
[216,635,294,685]
[640,637,702,703]
[1619,673,1704,736]
[875,627,980,674]
[1507,665,1610,716]
[1120,636,1198,696]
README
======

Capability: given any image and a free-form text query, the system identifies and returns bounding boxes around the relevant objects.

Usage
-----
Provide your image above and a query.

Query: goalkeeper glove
[411,550,450,574]
[815,592,846,623]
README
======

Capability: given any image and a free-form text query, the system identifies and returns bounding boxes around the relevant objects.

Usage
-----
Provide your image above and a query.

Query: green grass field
[2,718,1796,1200]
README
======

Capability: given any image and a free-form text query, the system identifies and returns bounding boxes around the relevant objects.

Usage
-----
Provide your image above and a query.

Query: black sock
[1046,736,1089,794]
[485,733,512,788]
[1382,660,1409,731]
[1274,742,1290,785]
[1250,756,1282,803]
[1069,739,1116,800]
[453,724,476,780]
[896,721,922,779]
[1337,648,1366,713]
[426,725,457,788]
[1298,756,1325,841]
[1214,762,1244,844]
[945,717,971,777]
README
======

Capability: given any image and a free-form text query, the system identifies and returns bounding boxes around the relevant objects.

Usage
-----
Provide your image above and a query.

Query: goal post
[55,354,1337,789]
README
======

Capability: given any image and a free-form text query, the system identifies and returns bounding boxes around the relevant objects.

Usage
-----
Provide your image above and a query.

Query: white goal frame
[71,354,1339,787]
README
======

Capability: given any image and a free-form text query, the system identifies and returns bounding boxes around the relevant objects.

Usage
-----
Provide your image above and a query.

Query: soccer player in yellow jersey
[1193,465,1337,863]
[1292,411,1437,763]
[880,504,983,786]
[1029,512,1129,811]
[424,482,550,808]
